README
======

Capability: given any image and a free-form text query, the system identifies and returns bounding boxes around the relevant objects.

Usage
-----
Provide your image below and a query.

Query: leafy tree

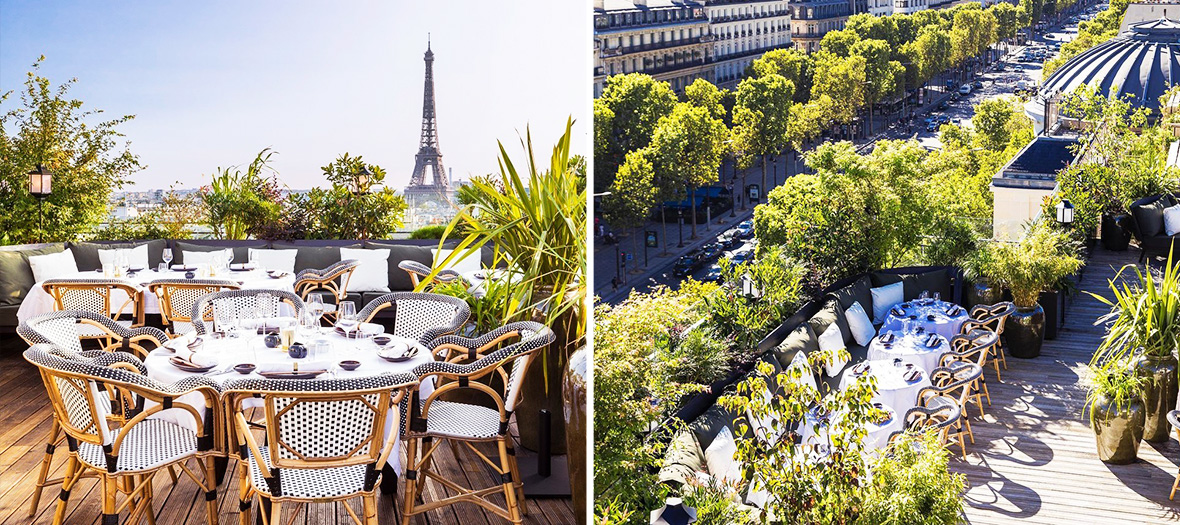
[594,74,678,192]
[601,149,659,265]
[811,52,867,124]
[750,48,812,102]
[650,103,728,239]
[851,39,904,134]
[297,153,407,240]
[973,96,1027,152]
[683,78,727,122]
[0,57,142,244]
[820,29,861,57]
[733,74,795,203]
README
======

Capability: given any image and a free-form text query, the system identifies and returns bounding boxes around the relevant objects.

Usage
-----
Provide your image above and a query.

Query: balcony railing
[710,11,790,23]
[600,36,713,56]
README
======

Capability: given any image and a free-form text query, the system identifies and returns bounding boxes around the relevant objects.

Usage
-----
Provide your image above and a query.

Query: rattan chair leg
[269,501,283,525]
[363,494,378,525]
[964,417,975,444]
[52,455,80,525]
[142,473,157,525]
[498,438,523,524]
[101,474,119,525]
[401,437,419,524]
[29,419,62,516]
[204,457,220,525]
[1171,469,1180,500]
[508,443,526,516]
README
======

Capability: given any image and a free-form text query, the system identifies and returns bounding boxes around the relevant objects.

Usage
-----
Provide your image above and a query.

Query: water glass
[225,248,235,268]
[933,291,941,303]
[248,249,258,269]
[257,293,275,318]
[158,262,167,273]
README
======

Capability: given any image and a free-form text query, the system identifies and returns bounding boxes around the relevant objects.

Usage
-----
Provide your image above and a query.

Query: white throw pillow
[28,249,79,283]
[870,281,904,324]
[788,350,818,394]
[748,381,782,444]
[99,245,149,269]
[817,323,848,377]
[1165,204,1180,236]
[248,249,298,274]
[432,248,482,275]
[844,301,877,346]
[703,426,742,485]
[182,250,218,267]
[340,248,390,293]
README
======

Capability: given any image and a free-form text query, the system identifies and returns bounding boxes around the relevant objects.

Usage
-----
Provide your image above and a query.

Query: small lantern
[353,166,372,195]
[28,165,52,198]
[741,273,761,300]
[1055,198,1074,225]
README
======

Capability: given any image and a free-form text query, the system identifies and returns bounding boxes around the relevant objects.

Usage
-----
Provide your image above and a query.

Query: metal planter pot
[562,347,588,524]
[967,281,1003,310]
[1007,304,1045,358]
[1090,394,1146,464]
[1134,352,1178,443]
[1101,213,1132,252]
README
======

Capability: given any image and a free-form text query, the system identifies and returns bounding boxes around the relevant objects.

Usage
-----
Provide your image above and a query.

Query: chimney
[595,0,604,8]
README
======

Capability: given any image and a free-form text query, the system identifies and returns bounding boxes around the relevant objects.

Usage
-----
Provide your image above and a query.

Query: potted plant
[1089,250,1180,442]
[1085,356,1146,463]
[963,247,1003,310]
[984,225,1083,358]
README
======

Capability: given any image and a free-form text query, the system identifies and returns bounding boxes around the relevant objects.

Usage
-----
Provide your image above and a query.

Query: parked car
[736,220,755,239]
[702,265,723,283]
[701,242,723,260]
[728,249,754,266]
[720,230,743,249]
[973,80,984,89]
[926,119,941,132]
[959,84,972,96]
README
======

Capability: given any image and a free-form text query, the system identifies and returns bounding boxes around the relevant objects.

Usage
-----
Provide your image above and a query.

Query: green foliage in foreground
[408,224,447,239]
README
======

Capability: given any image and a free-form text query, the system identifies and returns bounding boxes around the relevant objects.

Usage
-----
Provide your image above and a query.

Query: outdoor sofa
[1129,193,1180,263]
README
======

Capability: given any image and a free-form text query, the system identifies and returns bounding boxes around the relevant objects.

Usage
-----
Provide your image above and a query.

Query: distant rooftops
[1120,1,1180,32]
[993,136,1080,189]
[597,0,703,13]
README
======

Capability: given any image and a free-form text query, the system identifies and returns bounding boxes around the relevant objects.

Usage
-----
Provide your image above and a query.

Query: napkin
[174,347,218,367]
[163,334,198,352]
[946,305,962,316]
[925,334,940,348]
[904,369,922,383]
[890,306,906,317]
[852,362,871,376]
[880,332,895,344]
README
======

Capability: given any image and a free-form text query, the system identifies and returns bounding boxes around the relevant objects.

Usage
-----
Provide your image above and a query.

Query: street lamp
[28,165,53,243]
[677,209,685,248]
[352,166,372,195]
[1055,198,1074,227]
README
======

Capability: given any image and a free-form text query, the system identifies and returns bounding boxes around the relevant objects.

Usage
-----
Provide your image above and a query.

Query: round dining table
[797,405,902,455]
[838,358,932,419]
[880,299,968,340]
[866,330,949,374]
[144,329,433,471]
[17,266,296,324]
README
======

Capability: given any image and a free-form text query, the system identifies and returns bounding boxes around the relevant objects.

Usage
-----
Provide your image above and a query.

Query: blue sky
[0,1,589,190]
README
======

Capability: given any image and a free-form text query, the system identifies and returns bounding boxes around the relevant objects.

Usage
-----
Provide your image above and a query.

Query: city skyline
[0,0,588,191]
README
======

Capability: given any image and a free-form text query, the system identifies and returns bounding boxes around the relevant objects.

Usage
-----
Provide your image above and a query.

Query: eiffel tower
[404,37,450,204]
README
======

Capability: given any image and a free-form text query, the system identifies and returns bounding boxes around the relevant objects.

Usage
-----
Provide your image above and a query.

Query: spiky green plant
[1089,245,1180,359]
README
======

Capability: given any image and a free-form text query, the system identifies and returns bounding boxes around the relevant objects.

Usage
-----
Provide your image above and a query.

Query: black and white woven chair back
[149,278,240,334]
[295,259,360,299]
[903,403,960,432]
[43,278,116,313]
[18,311,89,352]
[358,292,470,345]
[192,289,305,335]
[224,374,416,467]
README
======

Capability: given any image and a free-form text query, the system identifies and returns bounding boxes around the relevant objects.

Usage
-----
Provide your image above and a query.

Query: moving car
[973,80,984,89]
[702,265,723,283]
[701,242,723,260]
[736,220,755,239]
[728,249,754,266]
[673,250,705,277]
[926,119,941,132]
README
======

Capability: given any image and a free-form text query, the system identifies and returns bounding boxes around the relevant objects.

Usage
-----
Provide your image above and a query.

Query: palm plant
[424,116,586,366]
[1085,357,1146,419]
[1089,248,1180,359]
[985,224,1083,308]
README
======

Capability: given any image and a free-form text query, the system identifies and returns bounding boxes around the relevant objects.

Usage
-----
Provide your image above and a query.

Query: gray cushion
[0,304,18,328]
[871,269,951,302]
[172,241,266,266]
[772,323,818,369]
[688,404,747,451]
[1135,198,1168,238]
[808,300,853,345]
[0,244,65,306]
[69,240,166,271]
[269,242,362,273]
[363,242,435,292]
[831,275,873,314]
[658,428,706,486]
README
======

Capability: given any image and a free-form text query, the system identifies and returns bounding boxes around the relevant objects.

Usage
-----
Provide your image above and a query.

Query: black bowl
[373,335,392,346]
[339,360,361,371]
[234,363,257,375]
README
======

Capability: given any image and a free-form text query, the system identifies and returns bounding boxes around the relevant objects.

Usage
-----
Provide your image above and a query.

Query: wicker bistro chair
[191,289,306,336]
[397,260,464,290]
[294,259,360,323]
[1169,410,1180,500]
[148,279,241,337]
[42,279,146,342]
[222,373,419,525]
[960,302,1016,379]
[24,344,225,525]
[14,317,166,519]
[400,322,555,525]
[939,330,1000,416]
[357,292,470,346]
[887,402,963,449]
[18,310,169,359]
[919,362,984,456]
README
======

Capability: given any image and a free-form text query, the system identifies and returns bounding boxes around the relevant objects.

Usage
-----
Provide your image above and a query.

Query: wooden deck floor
[953,246,1180,524]
[0,337,575,525]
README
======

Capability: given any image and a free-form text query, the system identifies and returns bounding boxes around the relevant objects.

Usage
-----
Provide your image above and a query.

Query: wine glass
[162,248,174,270]
[248,249,258,270]
[933,291,941,303]
[225,249,235,269]
[307,293,325,333]
[257,293,275,322]
[338,301,358,333]
[214,304,234,337]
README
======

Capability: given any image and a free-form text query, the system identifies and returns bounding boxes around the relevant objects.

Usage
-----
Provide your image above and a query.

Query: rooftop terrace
[953,246,1180,524]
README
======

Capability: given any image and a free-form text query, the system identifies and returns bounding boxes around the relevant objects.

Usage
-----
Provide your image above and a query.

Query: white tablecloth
[144,331,433,472]
[867,330,949,374]
[881,299,968,341]
[798,406,902,455]
[17,268,296,324]
[839,359,932,419]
